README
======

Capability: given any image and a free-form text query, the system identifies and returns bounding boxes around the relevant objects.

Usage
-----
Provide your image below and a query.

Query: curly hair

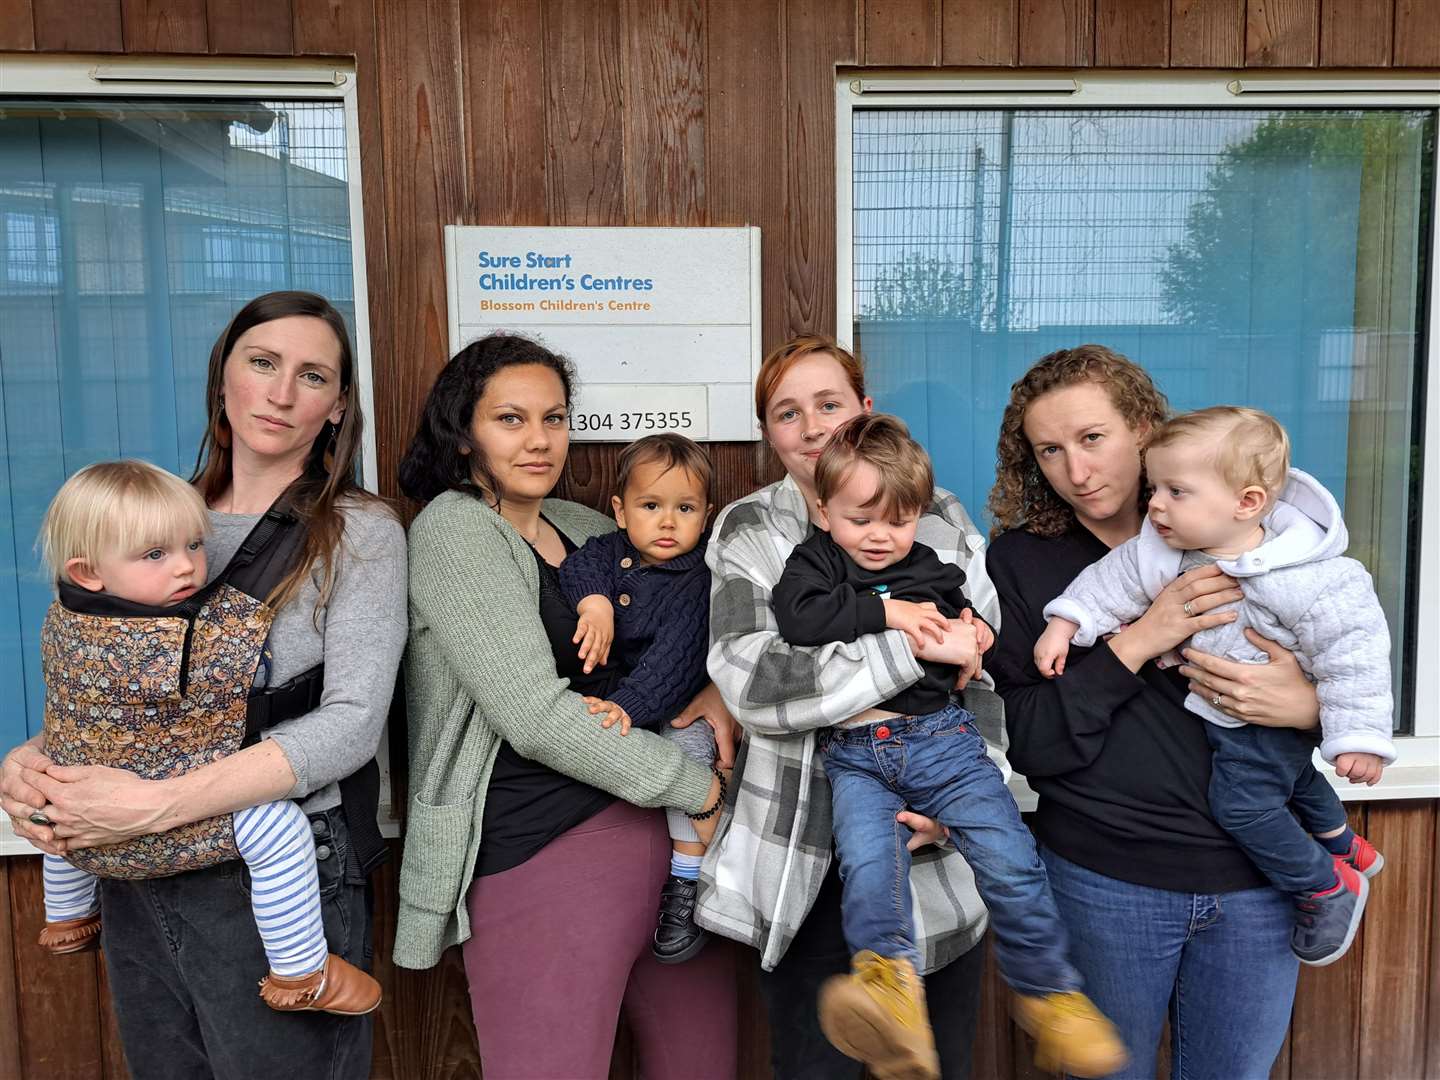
[987,344,1169,539]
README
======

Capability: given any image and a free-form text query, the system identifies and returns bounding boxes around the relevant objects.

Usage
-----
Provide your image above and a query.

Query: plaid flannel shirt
[697,474,1006,973]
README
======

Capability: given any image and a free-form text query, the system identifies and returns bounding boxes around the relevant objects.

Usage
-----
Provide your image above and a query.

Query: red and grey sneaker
[1292,857,1369,967]
[1342,835,1385,879]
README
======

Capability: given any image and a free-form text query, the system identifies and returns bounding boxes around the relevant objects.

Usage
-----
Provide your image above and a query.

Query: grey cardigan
[394,490,714,970]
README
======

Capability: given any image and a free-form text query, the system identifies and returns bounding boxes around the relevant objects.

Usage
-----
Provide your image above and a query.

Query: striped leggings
[43,799,327,977]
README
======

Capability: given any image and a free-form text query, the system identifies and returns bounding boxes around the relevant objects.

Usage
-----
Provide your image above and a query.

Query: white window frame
[0,54,392,852]
[836,69,1440,803]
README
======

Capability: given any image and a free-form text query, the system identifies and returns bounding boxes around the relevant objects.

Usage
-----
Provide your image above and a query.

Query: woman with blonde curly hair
[984,344,1325,1078]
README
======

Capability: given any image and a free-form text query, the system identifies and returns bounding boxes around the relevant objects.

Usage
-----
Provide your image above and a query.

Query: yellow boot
[1013,990,1128,1077]
[817,951,939,1080]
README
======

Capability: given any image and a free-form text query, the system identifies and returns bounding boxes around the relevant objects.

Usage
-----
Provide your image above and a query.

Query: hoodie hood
[1217,468,1348,578]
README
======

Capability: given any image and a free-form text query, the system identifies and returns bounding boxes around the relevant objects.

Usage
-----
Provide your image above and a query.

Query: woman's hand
[2,738,66,854]
[670,683,740,769]
[1178,628,1320,730]
[897,810,949,852]
[1107,565,1243,674]
[24,764,175,850]
[914,618,981,688]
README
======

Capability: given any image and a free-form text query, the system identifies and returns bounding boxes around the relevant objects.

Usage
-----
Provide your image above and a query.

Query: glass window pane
[852,107,1434,734]
[0,97,358,747]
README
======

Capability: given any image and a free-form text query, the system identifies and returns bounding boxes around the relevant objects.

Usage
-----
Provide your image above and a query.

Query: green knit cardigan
[394,490,714,970]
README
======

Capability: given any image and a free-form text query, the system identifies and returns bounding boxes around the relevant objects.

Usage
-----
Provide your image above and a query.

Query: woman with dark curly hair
[985,344,1325,1079]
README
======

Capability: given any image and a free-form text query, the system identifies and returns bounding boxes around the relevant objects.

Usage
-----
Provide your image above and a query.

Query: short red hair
[754,334,866,425]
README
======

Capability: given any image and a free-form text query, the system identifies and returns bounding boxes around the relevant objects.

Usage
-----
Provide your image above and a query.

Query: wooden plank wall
[1,0,1437,1076]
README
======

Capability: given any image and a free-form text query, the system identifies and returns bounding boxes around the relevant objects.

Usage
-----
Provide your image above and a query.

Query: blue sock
[670,852,703,880]
[1319,827,1355,856]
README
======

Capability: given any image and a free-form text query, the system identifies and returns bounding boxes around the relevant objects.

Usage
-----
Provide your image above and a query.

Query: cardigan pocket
[399,792,476,914]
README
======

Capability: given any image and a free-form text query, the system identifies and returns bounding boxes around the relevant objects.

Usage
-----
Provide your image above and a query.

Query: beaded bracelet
[685,764,728,821]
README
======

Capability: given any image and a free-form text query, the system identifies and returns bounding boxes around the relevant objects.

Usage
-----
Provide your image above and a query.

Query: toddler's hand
[573,595,615,674]
[1334,751,1385,786]
[1033,617,1077,678]
[886,599,949,651]
[585,697,633,736]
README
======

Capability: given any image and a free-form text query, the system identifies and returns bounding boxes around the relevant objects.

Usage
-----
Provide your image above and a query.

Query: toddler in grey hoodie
[1034,406,1393,968]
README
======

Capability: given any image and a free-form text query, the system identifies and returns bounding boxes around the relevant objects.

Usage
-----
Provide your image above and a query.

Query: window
[839,73,1438,780]
[0,59,374,753]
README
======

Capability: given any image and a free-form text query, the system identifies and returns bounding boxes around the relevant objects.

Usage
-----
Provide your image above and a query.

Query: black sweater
[986,525,1267,893]
[774,532,973,716]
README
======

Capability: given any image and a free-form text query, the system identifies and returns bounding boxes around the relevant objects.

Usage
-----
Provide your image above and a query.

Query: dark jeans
[821,705,1079,996]
[98,805,374,1080]
[1206,722,1346,897]
[758,859,984,1080]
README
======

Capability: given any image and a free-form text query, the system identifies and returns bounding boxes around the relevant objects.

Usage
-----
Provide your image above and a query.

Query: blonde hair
[988,344,1170,539]
[40,460,209,584]
[755,334,866,425]
[1147,406,1290,499]
[814,413,933,517]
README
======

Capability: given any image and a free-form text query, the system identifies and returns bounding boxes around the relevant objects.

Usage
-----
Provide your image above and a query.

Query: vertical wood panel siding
[2,1,1436,1076]
[941,0,1019,65]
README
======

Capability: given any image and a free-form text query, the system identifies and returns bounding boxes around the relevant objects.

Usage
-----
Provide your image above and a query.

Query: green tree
[862,250,987,321]
[1158,111,1428,330]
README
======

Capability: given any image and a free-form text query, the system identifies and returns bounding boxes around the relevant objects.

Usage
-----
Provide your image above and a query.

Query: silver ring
[1211,694,1222,707]
[1183,601,1194,615]
[28,811,51,827]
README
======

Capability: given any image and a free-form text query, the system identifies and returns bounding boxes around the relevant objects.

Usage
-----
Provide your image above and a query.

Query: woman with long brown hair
[985,344,1325,1078]
[1,291,406,1079]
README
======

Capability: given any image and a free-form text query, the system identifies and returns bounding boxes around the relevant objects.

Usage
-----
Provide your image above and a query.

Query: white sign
[444,226,762,441]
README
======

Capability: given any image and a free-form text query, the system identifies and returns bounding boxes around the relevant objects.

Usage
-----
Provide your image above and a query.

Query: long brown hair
[192,290,382,615]
[987,344,1169,539]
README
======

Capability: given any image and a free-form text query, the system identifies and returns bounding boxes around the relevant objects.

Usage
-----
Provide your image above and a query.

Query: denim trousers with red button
[819,703,1082,997]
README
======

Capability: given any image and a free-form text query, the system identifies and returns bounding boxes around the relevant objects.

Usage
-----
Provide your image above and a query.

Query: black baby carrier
[40,495,388,880]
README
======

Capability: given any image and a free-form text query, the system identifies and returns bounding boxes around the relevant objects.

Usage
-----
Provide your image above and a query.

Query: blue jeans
[820,704,1079,996]
[1041,846,1298,1080]
[1206,722,1346,896]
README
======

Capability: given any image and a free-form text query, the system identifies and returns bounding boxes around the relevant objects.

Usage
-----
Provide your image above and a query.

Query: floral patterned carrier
[40,586,274,878]
[38,501,304,880]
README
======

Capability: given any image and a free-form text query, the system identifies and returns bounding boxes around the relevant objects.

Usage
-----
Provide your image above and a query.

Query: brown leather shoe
[38,913,101,955]
[258,954,381,1016]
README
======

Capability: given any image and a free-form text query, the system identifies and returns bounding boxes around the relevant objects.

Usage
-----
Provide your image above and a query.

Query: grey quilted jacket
[1045,469,1395,764]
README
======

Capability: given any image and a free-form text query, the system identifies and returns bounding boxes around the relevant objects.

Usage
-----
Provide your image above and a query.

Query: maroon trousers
[463,799,738,1079]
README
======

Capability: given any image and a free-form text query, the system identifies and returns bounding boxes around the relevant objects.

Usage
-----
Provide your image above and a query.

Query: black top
[773,531,974,716]
[476,525,616,878]
[986,525,1268,893]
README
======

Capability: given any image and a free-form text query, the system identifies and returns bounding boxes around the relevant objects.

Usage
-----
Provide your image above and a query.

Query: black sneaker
[652,875,709,964]
[1292,857,1369,967]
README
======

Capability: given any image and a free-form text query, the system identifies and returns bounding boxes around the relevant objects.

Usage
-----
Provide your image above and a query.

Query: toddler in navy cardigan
[559,434,719,964]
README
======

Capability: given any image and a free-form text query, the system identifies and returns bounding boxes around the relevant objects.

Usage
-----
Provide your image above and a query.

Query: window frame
[835,69,1440,802]
[0,54,392,851]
